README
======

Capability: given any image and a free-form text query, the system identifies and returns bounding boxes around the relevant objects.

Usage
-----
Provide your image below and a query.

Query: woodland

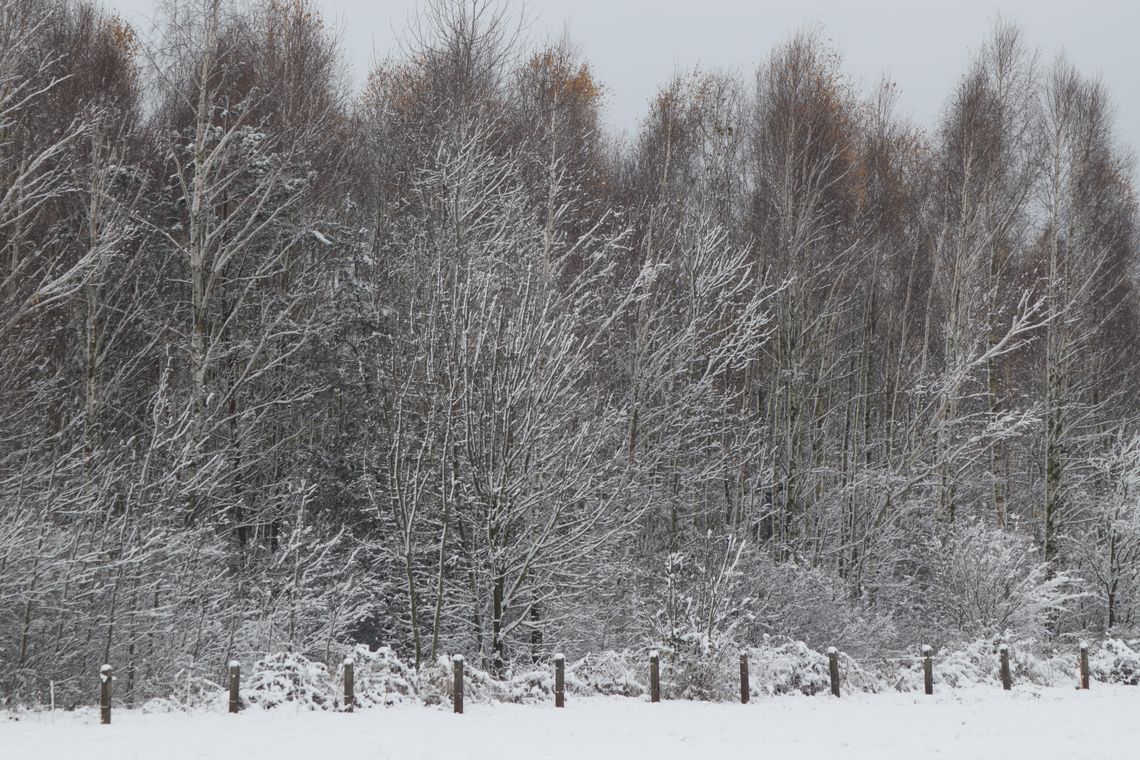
[1,0,1138,706]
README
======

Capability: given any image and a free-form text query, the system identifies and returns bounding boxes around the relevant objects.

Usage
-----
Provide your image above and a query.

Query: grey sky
[111,0,1139,157]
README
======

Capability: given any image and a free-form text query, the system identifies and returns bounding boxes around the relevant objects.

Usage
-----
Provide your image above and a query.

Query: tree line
[1,0,1138,706]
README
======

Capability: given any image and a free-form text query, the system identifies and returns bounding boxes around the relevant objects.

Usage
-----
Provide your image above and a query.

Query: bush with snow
[895,520,1081,642]
[566,650,646,698]
[745,638,880,696]
[413,653,561,706]
[888,640,999,691]
[655,631,735,701]
[345,645,416,707]
[498,667,558,703]
[242,651,337,711]
[1088,639,1140,685]
[881,638,1098,691]
[745,639,832,696]
[141,668,227,713]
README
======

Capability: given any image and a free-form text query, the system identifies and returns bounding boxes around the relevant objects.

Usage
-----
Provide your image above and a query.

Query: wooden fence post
[1079,642,1090,690]
[999,644,1011,691]
[453,655,464,714]
[99,664,112,725]
[551,656,565,706]
[740,651,749,704]
[828,647,840,698]
[922,645,933,695]
[228,661,241,714]
[551,651,565,711]
[649,650,660,703]
[343,658,354,713]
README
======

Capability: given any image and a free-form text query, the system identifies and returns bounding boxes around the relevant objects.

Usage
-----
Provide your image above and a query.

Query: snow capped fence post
[343,658,355,713]
[739,652,749,704]
[228,661,241,714]
[99,664,112,725]
[828,648,840,698]
[649,650,661,703]
[1079,642,1090,690]
[922,645,934,695]
[999,645,1011,691]
[453,655,464,714]
[554,654,565,708]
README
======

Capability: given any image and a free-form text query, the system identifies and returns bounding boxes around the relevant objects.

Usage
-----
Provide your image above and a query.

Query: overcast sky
[110,0,1139,158]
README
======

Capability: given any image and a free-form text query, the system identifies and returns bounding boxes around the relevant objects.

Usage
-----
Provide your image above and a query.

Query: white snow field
[4,686,1139,760]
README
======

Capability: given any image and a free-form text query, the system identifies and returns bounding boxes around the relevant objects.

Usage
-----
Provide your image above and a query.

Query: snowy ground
[4,686,1138,760]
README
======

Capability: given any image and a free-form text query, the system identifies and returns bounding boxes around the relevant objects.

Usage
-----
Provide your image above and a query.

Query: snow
[4,687,1140,760]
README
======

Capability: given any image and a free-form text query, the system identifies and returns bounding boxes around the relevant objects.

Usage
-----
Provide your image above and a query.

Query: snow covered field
[4,686,1139,760]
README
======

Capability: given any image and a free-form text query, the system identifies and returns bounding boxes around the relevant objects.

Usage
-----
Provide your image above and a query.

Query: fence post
[828,647,840,698]
[554,653,565,708]
[453,655,464,714]
[649,650,661,703]
[343,658,354,713]
[740,651,749,704]
[99,664,112,725]
[1079,642,1090,690]
[922,645,933,695]
[228,661,241,714]
[999,644,1011,691]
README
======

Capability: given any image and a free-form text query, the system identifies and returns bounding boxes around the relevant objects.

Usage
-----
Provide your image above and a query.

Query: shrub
[892,520,1081,641]
[746,638,879,696]
[567,650,646,697]
[243,651,337,710]
[345,645,417,706]
[1089,639,1140,685]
